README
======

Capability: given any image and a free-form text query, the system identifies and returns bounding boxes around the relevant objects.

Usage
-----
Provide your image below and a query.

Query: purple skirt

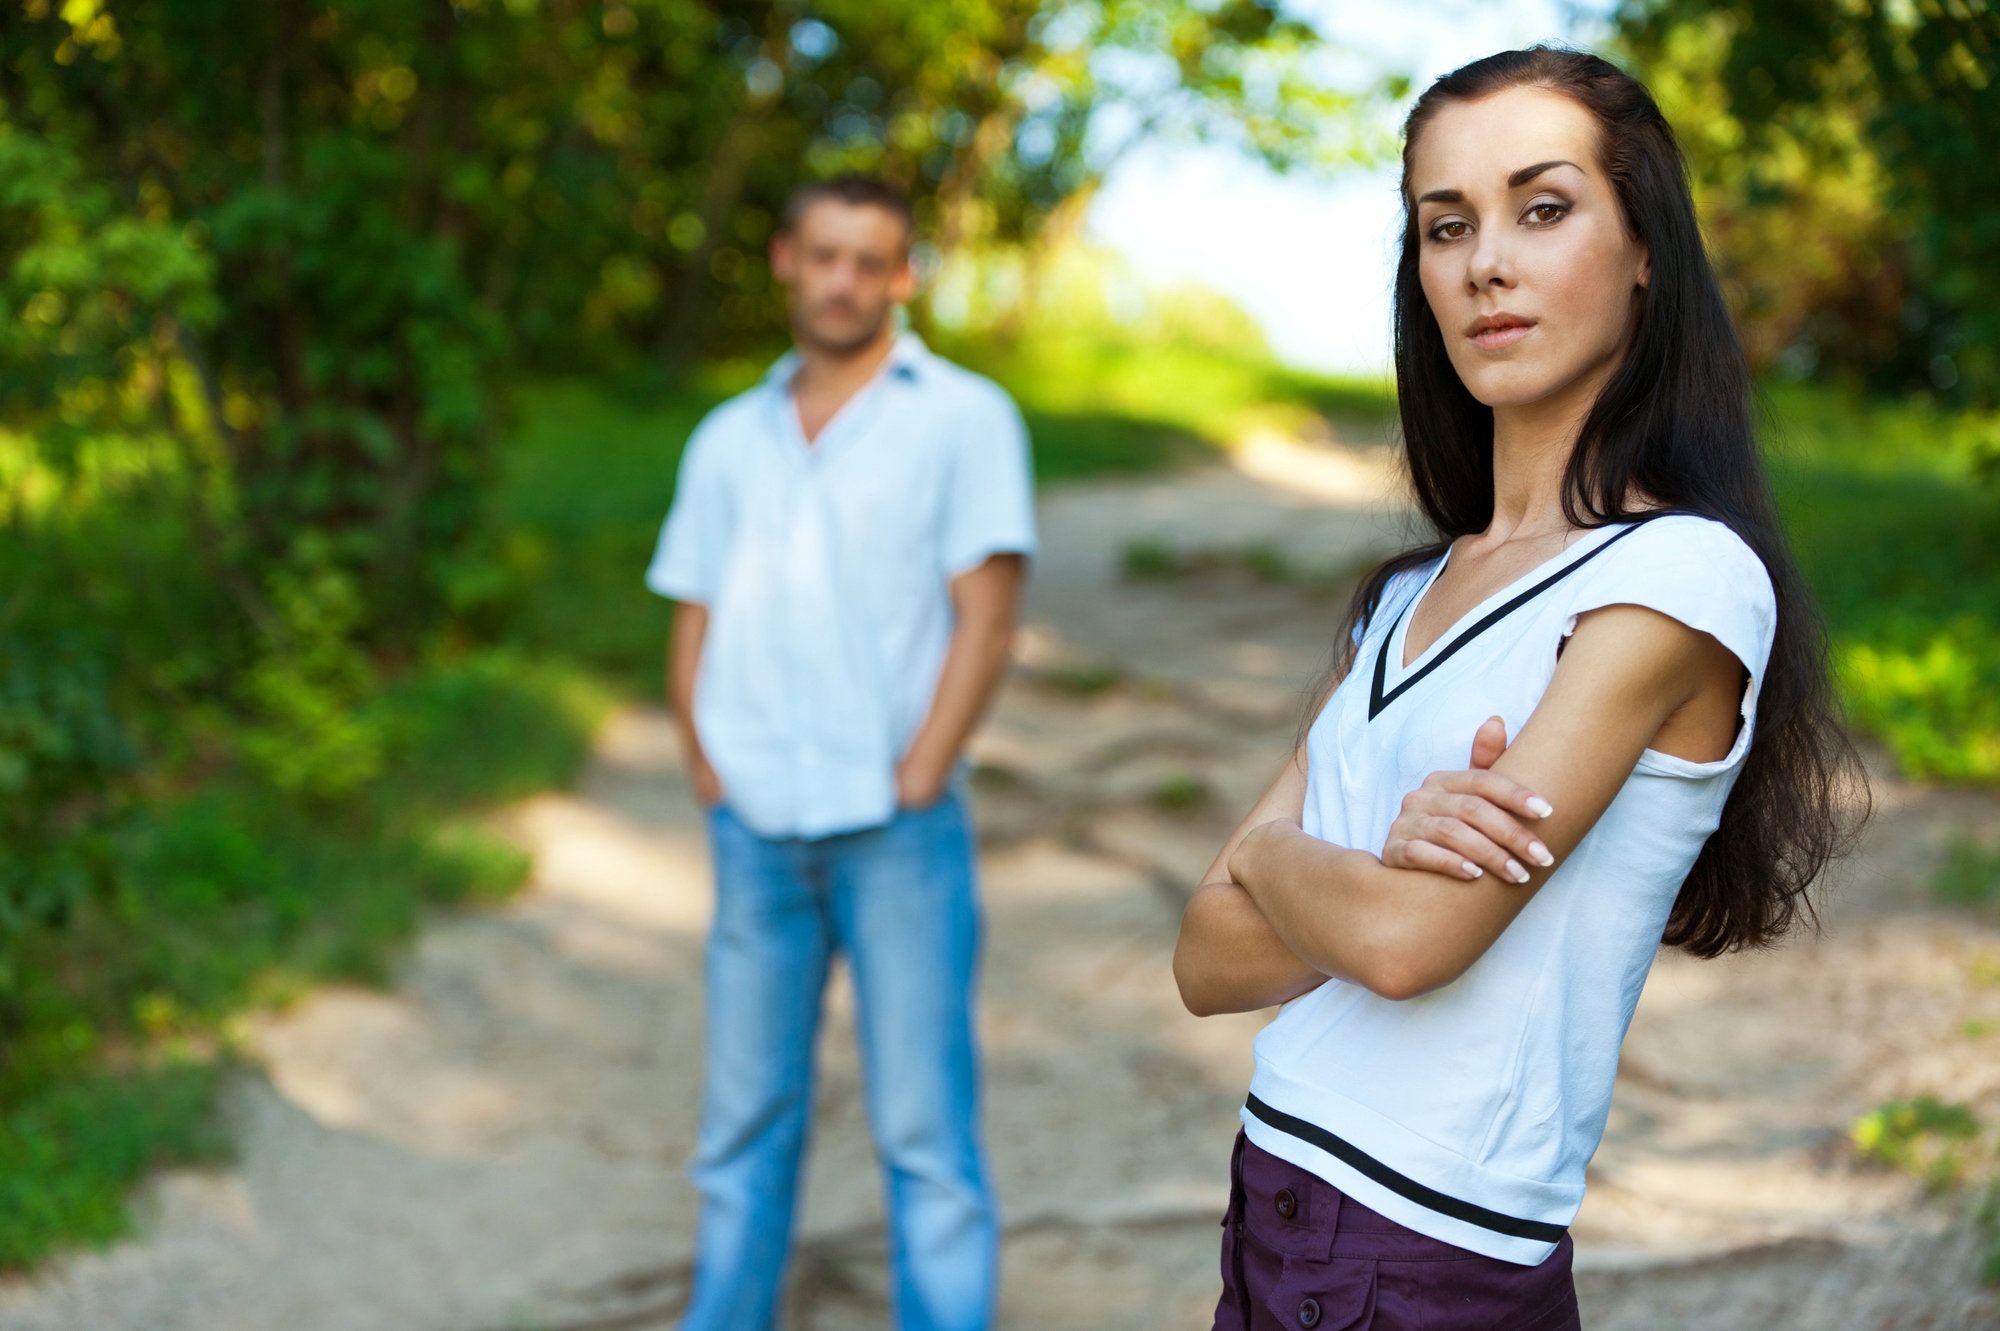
[1213,1134,1580,1331]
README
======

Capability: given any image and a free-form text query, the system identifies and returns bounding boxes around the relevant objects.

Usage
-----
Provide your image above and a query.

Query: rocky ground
[2,437,1997,1329]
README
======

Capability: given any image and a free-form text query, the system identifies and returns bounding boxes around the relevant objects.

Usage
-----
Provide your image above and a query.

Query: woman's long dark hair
[1326,46,1866,957]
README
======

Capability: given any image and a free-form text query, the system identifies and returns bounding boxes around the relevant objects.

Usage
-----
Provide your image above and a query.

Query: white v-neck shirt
[1242,514,1776,1265]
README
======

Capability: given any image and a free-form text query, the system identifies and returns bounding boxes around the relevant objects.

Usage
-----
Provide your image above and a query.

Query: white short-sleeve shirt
[1243,514,1777,1265]
[646,334,1037,839]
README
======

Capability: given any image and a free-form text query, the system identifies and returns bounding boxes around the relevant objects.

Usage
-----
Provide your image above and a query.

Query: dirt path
[2,440,1998,1329]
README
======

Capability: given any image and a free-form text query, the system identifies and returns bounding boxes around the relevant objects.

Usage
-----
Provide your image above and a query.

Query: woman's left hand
[1381,716,1556,884]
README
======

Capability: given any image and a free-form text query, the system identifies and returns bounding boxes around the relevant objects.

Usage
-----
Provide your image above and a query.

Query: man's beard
[798,299,890,355]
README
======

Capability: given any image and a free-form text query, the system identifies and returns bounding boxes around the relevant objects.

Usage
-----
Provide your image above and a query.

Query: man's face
[769,200,917,355]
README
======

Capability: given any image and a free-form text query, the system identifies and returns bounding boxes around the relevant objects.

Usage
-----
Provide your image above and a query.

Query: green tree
[2,0,1357,653]
[1621,0,2000,402]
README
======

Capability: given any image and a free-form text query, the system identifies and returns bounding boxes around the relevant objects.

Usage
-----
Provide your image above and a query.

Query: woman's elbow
[1344,939,1463,1002]
[1171,947,1223,1017]
[1357,965,1438,1003]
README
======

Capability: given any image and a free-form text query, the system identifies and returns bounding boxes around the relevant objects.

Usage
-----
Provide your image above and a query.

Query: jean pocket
[1268,1256,1376,1331]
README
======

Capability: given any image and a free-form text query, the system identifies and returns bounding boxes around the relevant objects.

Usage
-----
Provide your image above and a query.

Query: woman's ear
[1636,245,1651,291]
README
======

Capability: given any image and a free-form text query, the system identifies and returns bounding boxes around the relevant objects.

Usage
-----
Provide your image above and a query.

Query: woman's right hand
[1381,716,1556,884]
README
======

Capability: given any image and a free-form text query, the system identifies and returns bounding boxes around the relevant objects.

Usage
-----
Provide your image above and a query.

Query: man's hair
[780,175,914,237]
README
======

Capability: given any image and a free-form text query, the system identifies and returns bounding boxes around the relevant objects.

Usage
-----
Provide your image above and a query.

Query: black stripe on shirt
[1244,1094,1569,1245]
[1367,515,1671,722]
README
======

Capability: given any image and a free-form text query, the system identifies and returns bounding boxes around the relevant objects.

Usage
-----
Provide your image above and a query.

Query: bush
[1769,385,2000,783]
[1937,835,2000,908]
[0,650,607,1266]
[1852,1095,1982,1191]
[0,1063,227,1271]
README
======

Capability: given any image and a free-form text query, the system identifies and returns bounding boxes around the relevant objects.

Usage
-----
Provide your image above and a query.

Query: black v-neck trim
[1366,515,1669,722]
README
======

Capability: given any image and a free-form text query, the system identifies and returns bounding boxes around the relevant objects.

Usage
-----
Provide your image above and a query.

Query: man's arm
[1187,604,1743,1007]
[895,553,1026,808]
[667,600,723,805]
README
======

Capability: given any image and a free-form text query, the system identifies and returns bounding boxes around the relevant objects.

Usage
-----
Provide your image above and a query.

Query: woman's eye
[1428,220,1470,242]
[1527,202,1568,224]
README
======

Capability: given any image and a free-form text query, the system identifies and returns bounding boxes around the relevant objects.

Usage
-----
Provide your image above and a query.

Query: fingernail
[1507,859,1529,883]
[1529,842,1554,867]
[1527,797,1554,818]
[1463,861,1482,878]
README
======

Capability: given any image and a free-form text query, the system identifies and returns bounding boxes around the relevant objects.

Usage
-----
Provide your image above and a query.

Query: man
[645,175,1034,1331]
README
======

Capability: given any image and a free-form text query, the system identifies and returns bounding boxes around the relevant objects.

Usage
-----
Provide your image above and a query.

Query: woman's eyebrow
[1507,159,1581,187]
[1416,158,1583,205]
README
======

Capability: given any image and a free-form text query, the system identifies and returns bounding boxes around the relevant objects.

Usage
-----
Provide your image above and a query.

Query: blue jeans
[681,790,997,1331]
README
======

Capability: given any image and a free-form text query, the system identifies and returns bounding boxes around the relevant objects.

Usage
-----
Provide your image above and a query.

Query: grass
[1153,772,1211,812]
[0,651,609,1269]
[0,1064,228,1267]
[1852,1095,1983,1192]
[486,378,723,692]
[1020,411,1216,483]
[1038,663,1124,696]
[1119,536,1365,595]
[1937,834,2000,907]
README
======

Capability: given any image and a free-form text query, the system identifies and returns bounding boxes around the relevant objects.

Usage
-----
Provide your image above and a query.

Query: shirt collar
[763,330,930,394]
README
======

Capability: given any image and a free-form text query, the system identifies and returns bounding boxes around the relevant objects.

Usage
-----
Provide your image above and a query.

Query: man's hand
[895,753,952,809]
[894,552,1024,811]
[1380,715,1554,883]
[668,600,725,808]
[688,751,725,806]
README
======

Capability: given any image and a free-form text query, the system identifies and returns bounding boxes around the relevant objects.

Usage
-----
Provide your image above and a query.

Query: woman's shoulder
[1572,512,1778,667]
[1613,513,1771,590]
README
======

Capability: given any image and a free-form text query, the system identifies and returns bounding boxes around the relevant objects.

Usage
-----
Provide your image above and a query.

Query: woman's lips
[1467,317,1535,351]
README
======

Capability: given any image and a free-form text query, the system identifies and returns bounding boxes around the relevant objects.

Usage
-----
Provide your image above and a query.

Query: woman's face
[1409,86,1650,412]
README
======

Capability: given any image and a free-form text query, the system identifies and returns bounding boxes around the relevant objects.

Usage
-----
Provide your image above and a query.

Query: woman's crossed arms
[1173,598,1745,1014]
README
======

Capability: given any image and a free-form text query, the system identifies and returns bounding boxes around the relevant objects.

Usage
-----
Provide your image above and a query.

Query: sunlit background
[1095,0,1618,373]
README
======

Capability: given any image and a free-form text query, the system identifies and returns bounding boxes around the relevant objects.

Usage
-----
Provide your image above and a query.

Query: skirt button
[1298,1296,1322,1328]
[1273,1187,1297,1219]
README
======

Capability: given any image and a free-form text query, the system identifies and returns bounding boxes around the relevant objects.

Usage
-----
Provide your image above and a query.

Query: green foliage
[1622,0,2000,402]
[0,1062,227,1271]
[481,380,719,690]
[1619,6,1896,376]
[1039,663,1124,696]
[1852,1095,1983,1191]
[1122,537,1183,579]
[1022,411,1215,483]
[0,649,602,1268]
[1842,627,2000,782]
[1119,534,1364,593]
[1769,385,2000,781]
[1153,771,1210,812]
[1936,834,2000,908]
[0,636,135,939]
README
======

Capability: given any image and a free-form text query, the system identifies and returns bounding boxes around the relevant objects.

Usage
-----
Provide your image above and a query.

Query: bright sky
[1088,0,1617,376]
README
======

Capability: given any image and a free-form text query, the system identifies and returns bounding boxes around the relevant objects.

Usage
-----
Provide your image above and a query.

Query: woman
[1173,47,1863,1330]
